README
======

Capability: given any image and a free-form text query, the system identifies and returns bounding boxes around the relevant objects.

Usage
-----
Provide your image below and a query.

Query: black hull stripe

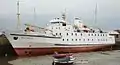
[10,34,61,39]
[55,44,111,46]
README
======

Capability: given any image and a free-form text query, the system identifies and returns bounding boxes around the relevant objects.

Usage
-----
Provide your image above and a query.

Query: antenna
[17,0,21,29]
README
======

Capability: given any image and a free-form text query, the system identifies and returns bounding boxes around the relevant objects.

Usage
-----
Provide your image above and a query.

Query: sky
[0,0,120,30]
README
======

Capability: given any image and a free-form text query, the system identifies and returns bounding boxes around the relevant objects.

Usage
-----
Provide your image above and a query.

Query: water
[3,50,120,65]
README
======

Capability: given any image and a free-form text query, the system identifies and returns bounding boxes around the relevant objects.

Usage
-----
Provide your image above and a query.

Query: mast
[17,1,21,29]
[94,4,102,31]
[34,7,36,23]
[62,9,67,23]
[94,3,97,24]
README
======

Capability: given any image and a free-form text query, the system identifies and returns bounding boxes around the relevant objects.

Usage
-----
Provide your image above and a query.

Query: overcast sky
[0,0,120,30]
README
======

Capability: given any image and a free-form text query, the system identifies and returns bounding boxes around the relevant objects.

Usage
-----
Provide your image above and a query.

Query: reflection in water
[0,56,17,65]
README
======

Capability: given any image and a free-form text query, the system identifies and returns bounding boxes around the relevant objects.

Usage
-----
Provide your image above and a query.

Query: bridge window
[62,23,66,26]
[77,30,80,32]
[115,35,119,38]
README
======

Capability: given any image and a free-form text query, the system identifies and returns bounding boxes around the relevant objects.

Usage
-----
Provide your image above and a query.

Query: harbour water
[3,50,120,65]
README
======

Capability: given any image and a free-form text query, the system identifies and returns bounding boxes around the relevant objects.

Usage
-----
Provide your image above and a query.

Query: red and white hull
[13,44,113,56]
[5,32,115,56]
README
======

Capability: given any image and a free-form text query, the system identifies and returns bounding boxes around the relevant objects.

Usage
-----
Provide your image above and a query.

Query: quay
[8,50,120,65]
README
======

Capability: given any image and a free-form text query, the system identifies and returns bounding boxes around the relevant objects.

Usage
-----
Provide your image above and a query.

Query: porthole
[63,39,64,41]
[67,39,69,41]
[92,39,93,41]
[95,34,96,36]
[76,39,77,41]
[88,39,89,41]
[13,37,18,40]
[67,33,68,36]
[71,33,73,35]
[59,33,61,35]
[56,33,57,35]
[72,39,73,41]
[79,39,81,41]
[83,39,85,41]
[106,34,107,36]
[88,34,90,36]
[98,39,100,41]
[103,39,105,41]
[81,34,82,36]
[98,34,99,36]
[75,33,77,36]
[91,34,93,36]
[106,39,107,41]
[103,34,104,36]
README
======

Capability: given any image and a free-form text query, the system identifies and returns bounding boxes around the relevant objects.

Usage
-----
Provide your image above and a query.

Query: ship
[4,1,115,56]
[5,14,115,56]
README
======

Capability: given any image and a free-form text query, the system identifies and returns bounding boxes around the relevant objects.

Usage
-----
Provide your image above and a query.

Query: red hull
[14,45,112,56]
